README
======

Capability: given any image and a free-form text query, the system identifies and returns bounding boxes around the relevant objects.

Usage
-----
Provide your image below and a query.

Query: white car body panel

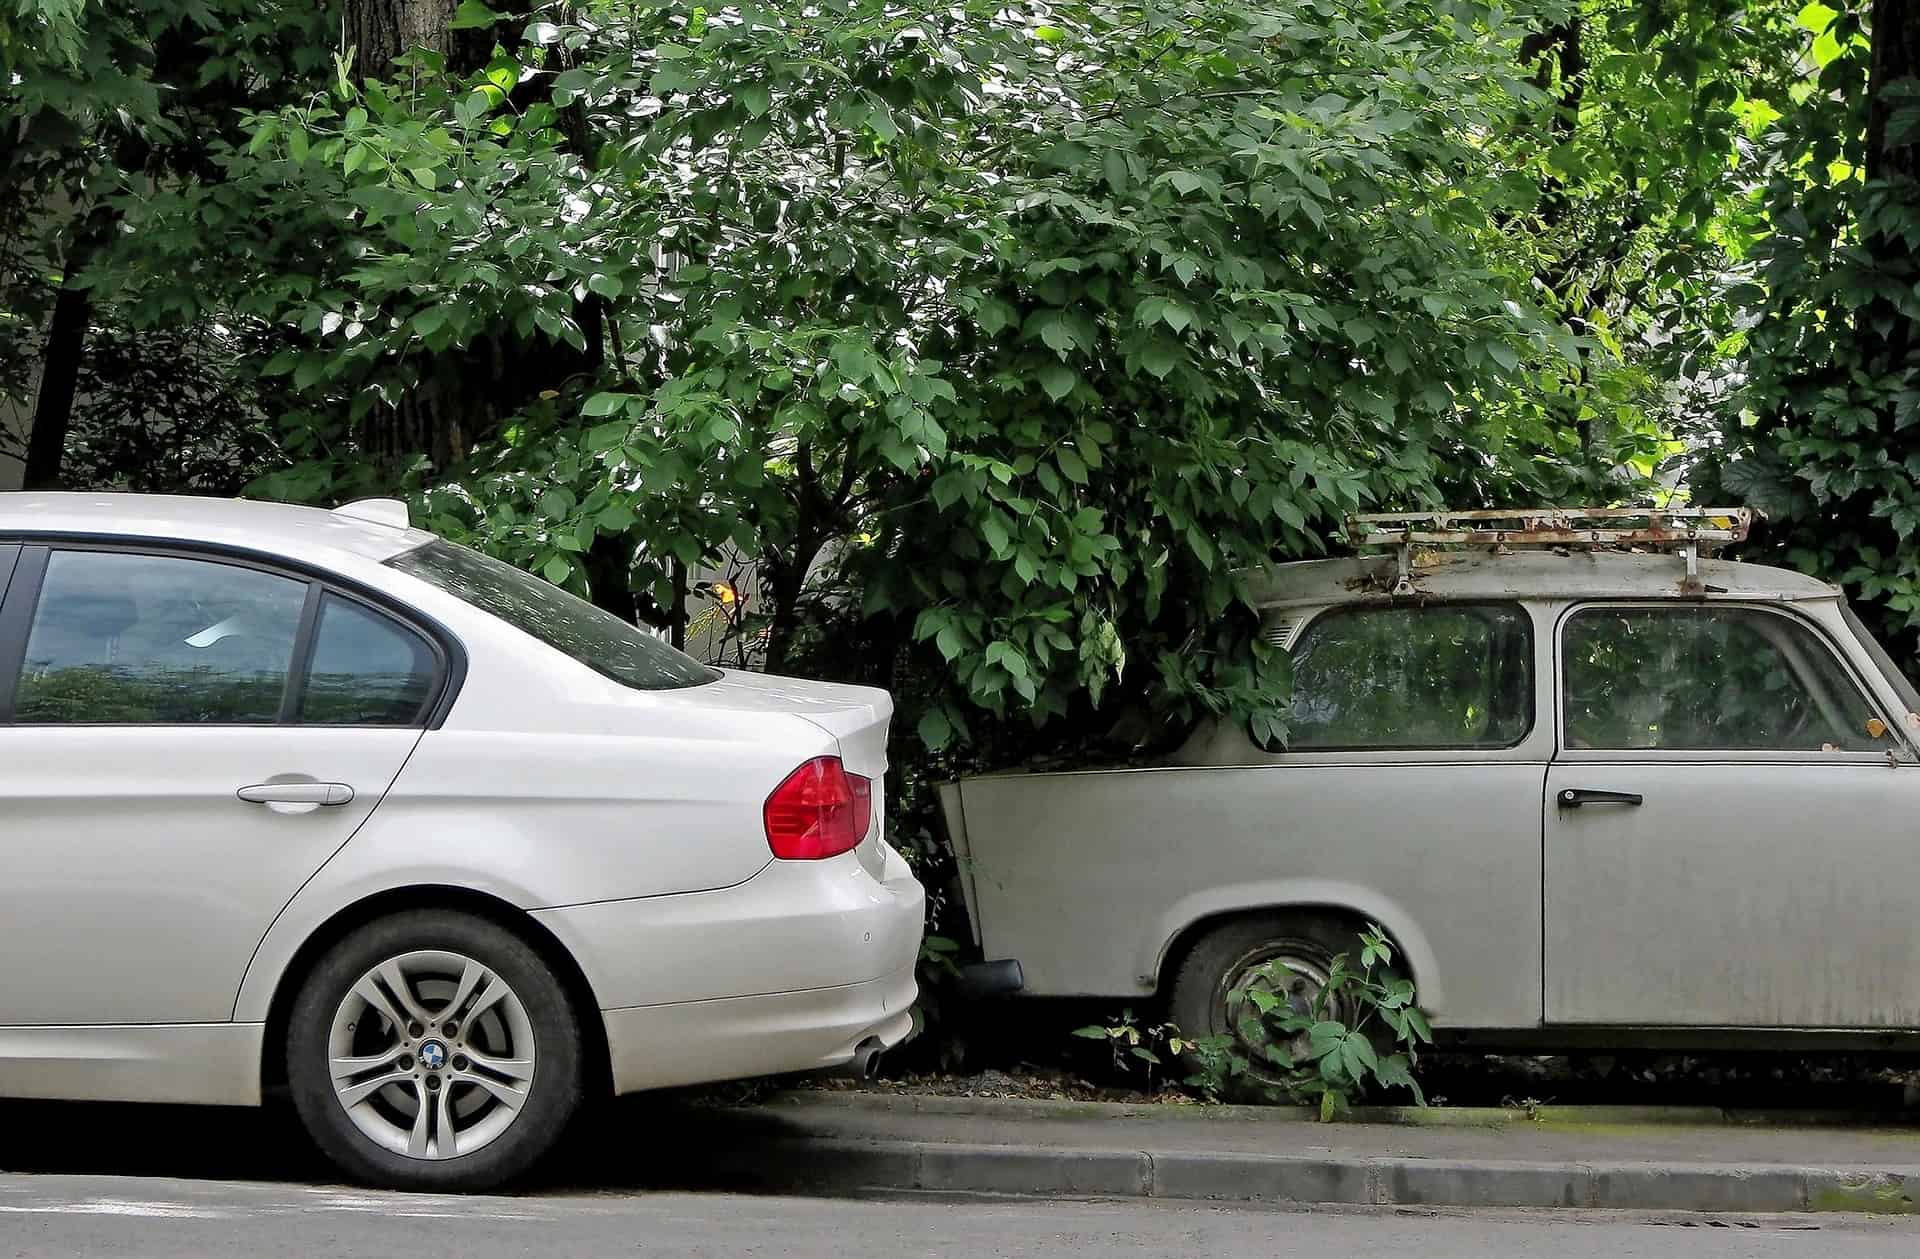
[0,726,421,1024]
[0,493,924,1109]
[0,1024,264,1105]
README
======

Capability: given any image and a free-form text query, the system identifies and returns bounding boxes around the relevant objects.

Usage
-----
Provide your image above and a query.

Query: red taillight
[764,756,873,860]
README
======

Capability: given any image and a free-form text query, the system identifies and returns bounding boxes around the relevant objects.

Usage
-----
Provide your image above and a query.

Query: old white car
[943,509,1920,1057]
[0,493,923,1190]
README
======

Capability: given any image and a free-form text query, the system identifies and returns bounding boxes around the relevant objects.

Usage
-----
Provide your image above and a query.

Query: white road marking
[0,1199,232,1219]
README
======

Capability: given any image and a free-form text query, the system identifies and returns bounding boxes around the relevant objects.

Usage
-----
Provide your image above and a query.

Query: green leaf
[541,556,572,585]
[582,392,631,416]
[586,421,630,451]
[448,0,502,30]
[739,83,771,117]
[982,515,1011,558]
[587,273,624,299]
[1039,362,1075,401]
[1140,342,1179,379]
[1056,447,1088,484]
[1039,315,1077,355]
[918,706,954,750]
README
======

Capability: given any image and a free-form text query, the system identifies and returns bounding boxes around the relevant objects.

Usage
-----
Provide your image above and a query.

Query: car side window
[299,593,437,726]
[1287,603,1534,749]
[1562,606,1884,752]
[12,550,308,724]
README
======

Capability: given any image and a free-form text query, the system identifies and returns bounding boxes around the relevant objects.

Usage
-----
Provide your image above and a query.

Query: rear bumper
[531,840,925,1093]
[600,965,917,1093]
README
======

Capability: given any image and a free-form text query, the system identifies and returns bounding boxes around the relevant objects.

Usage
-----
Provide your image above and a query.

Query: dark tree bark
[1520,16,1586,233]
[1862,0,1920,374]
[21,206,114,491]
[347,0,495,81]
[22,277,90,489]
[1869,0,1920,181]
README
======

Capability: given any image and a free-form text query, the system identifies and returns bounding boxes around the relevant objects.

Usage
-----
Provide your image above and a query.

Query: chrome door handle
[237,783,355,807]
[1557,788,1643,809]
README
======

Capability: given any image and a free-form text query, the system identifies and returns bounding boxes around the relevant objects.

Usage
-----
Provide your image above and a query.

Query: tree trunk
[1520,16,1586,233]
[348,0,494,81]
[1870,0,1920,182]
[1864,0,1920,374]
[22,250,96,490]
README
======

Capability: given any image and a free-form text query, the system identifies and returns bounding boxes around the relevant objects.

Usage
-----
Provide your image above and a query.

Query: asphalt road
[1,1099,1918,1256]
[0,1178,1917,1258]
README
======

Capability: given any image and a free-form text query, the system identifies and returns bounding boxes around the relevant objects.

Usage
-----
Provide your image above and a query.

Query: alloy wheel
[326,950,538,1161]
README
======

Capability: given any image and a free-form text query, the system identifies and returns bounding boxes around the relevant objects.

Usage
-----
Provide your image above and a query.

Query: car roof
[1245,549,1842,609]
[0,492,436,566]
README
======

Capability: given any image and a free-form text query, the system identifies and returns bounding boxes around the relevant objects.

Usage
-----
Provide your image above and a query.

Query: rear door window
[1287,603,1534,749]
[10,550,308,724]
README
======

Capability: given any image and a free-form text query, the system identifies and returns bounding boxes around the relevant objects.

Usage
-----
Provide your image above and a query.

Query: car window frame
[1279,598,1539,754]
[1552,599,1895,763]
[0,537,463,729]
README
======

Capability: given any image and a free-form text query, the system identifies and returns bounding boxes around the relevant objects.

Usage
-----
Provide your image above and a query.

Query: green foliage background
[6,0,1920,903]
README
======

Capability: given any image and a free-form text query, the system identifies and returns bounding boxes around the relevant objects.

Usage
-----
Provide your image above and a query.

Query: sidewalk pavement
[642,1090,1920,1214]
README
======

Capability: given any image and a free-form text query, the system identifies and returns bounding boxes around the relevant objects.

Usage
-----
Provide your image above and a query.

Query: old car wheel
[287,910,585,1191]
[1168,914,1385,1094]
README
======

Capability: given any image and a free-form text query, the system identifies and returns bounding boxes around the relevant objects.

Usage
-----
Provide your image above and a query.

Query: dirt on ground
[751,1052,1920,1114]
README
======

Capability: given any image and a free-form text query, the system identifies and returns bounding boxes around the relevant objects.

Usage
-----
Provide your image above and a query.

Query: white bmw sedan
[0,493,923,1190]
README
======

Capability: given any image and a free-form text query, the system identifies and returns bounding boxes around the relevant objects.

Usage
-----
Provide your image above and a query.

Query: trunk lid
[690,670,894,780]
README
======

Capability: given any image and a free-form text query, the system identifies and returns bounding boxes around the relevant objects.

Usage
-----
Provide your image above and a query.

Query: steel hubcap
[1221,949,1335,1070]
[327,950,536,1161]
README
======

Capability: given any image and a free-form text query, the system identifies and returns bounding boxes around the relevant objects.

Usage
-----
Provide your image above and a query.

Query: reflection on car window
[1562,607,1882,751]
[301,595,436,725]
[1287,603,1533,749]
[389,540,718,691]
[14,551,306,724]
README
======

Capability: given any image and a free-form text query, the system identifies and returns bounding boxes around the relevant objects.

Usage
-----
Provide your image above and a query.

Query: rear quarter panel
[232,690,838,1023]
[951,761,1548,1028]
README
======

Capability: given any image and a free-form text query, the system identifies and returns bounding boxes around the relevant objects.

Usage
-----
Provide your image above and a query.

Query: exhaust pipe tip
[829,1036,887,1080]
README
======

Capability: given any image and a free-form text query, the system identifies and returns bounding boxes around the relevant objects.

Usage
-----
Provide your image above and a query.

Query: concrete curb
[771,1089,1920,1131]
[692,1135,1920,1214]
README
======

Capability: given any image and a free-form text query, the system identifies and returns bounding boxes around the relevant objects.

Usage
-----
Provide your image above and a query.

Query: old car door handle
[1557,788,1643,809]
[237,783,355,807]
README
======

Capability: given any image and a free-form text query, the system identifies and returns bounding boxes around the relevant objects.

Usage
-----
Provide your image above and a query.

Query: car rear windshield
[390,540,720,691]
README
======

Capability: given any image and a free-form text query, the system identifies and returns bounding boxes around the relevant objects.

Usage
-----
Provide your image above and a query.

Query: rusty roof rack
[1346,507,1753,595]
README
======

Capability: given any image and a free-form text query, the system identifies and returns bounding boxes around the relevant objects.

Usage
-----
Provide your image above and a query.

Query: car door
[1543,601,1920,1028]
[0,543,444,1025]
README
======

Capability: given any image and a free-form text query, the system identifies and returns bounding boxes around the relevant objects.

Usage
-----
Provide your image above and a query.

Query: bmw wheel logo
[419,1040,448,1071]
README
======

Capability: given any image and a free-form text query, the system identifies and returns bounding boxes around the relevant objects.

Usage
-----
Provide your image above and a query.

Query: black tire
[286,909,586,1191]
[1167,912,1392,1094]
